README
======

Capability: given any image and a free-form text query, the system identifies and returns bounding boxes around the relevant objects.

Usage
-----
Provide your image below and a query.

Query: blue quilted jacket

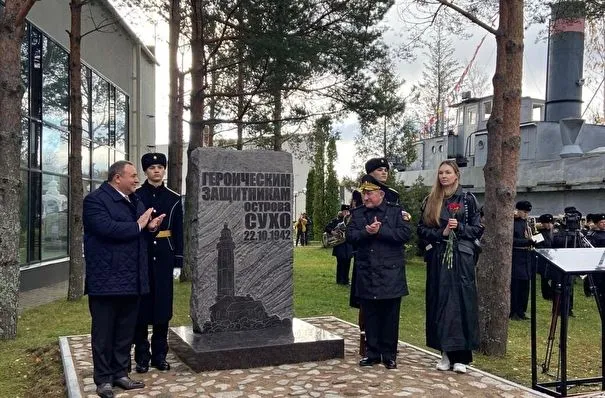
[83,182,149,296]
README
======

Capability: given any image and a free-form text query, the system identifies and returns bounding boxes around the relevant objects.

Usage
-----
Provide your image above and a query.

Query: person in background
[133,153,183,373]
[84,160,165,398]
[346,179,411,370]
[511,200,533,320]
[325,205,353,285]
[294,214,307,246]
[536,213,555,300]
[417,160,483,374]
[303,213,312,244]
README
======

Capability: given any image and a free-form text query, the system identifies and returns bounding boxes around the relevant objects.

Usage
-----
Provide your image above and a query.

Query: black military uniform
[535,214,555,300]
[587,214,605,248]
[346,180,411,369]
[134,153,183,373]
[587,214,605,309]
[511,200,533,320]
[324,205,353,285]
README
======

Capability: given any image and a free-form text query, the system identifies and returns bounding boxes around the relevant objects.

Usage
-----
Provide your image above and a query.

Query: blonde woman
[417,160,483,374]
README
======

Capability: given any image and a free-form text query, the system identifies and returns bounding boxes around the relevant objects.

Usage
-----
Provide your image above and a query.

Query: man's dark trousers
[89,295,140,385]
[336,257,351,285]
[134,322,169,365]
[360,297,401,361]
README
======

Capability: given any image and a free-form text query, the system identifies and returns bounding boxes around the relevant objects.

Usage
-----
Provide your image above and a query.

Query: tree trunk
[236,46,244,150]
[181,0,206,283]
[67,0,85,301]
[272,83,282,151]
[167,0,183,194]
[476,0,524,356]
[0,0,34,340]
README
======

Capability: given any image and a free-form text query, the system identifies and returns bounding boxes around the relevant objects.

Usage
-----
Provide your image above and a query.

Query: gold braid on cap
[358,181,381,192]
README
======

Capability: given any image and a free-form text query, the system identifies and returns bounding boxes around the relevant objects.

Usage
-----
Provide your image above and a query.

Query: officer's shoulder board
[387,187,399,194]
[386,202,403,209]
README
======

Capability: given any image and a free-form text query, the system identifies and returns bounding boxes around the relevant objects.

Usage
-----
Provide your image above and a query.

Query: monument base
[169,318,344,372]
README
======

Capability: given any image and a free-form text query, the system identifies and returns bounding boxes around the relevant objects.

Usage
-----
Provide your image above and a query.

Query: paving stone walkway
[62,316,551,398]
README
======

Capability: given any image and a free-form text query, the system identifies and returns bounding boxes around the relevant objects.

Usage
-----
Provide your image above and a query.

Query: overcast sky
[144,2,552,179]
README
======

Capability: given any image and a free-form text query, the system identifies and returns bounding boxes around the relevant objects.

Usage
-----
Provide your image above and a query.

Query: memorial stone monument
[170,148,344,372]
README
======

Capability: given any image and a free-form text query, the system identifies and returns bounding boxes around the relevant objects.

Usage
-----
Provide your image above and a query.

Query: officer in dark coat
[325,205,353,285]
[536,214,555,300]
[133,153,184,373]
[587,214,605,309]
[346,179,411,370]
[587,213,605,248]
[84,160,165,398]
[511,200,533,320]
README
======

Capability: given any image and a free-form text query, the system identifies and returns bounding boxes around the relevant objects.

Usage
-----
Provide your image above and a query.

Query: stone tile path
[62,316,551,398]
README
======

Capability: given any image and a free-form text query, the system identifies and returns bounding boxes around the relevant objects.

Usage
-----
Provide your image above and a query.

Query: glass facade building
[18,21,129,268]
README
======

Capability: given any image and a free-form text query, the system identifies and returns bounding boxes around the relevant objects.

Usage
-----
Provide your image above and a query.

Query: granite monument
[170,148,344,371]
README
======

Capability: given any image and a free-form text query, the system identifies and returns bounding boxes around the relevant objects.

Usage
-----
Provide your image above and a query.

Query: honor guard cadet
[587,213,605,248]
[134,153,184,373]
[351,157,400,207]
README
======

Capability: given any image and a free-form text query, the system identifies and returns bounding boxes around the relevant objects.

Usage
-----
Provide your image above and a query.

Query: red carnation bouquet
[443,202,461,269]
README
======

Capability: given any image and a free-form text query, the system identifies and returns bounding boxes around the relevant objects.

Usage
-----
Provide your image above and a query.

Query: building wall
[17,1,156,291]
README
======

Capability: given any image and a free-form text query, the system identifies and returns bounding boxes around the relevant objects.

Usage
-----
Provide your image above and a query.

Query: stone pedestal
[169,318,344,372]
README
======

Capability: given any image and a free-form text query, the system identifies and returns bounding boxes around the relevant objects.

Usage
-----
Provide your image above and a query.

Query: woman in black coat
[417,160,483,374]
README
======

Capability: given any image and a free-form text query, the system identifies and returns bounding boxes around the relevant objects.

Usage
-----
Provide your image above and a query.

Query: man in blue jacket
[84,160,165,398]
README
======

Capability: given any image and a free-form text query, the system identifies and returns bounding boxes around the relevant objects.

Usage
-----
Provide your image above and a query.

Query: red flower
[447,202,461,216]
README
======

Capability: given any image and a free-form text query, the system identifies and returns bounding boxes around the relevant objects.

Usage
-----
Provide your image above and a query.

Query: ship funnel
[559,118,584,158]
[544,1,586,122]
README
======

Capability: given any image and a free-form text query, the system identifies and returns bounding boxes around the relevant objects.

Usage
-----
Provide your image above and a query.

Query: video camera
[561,207,582,231]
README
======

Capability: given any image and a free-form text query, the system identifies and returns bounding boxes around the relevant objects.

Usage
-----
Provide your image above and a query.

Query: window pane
[29,171,42,262]
[21,23,29,115]
[91,73,109,145]
[92,144,109,180]
[82,139,91,178]
[42,124,69,174]
[83,179,91,196]
[30,28,42,120]
[42,38,69,128]
[108,86,116,147]
[20,170,29,264]
[30,119,41,169]
[116,91,128,153]
[82,66,91,137]
[41,174,68,260]
[21,118,29,168]
[115,151,126,162]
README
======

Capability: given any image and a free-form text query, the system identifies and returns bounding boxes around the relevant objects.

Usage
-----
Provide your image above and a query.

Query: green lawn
[1,245,603,397]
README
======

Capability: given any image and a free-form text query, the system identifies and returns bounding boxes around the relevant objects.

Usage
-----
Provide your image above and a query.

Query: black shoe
[113,376,145,390]
[359,357,381,367]
[151,360,171,371]
[96,383,114,398]
[519,313,529,320]
[383,359,397,369]
[509,314,521,321]
[135,363,149,373]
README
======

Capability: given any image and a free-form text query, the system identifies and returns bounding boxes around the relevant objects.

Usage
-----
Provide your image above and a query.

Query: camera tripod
[541,230,602,379]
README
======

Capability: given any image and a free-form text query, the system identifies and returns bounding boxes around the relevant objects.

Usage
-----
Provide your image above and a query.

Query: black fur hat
[538,214,554,224]
[364,157,390,174]
[515,200,532,212]
[141,153,167,170]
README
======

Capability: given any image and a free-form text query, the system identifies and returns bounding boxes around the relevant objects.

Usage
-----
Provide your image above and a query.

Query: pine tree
[305,168,315,222]
[324,136,340,228]
[311,118,328,241]
[417,25,460,137]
